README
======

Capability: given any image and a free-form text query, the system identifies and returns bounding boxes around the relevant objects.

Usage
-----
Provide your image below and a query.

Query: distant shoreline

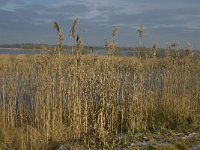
[0,48,42,50]
[0,48,22,50]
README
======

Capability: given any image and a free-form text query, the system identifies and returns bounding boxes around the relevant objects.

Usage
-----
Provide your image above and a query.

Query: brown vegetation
[0,54,199,149]
[0,18,199,150]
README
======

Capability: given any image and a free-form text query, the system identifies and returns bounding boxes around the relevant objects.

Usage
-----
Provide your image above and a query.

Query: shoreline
[0,47,42,50]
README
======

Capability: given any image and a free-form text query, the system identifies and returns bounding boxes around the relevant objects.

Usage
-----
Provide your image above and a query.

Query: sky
[0,0,200,49]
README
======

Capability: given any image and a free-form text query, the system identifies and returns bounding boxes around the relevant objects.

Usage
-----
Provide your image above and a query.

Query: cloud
[0,0,25,12]
[0,0,200,48]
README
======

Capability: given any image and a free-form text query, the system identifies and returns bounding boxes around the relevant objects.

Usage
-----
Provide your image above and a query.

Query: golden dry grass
[0,54,199,149]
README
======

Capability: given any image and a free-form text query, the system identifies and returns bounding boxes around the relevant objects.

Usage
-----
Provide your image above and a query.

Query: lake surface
[0,48,138,56]
[0,49,44,55]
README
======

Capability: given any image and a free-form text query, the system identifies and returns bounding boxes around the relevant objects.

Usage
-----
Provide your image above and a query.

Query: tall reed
[0,54,199,149]
[70,17,79,55]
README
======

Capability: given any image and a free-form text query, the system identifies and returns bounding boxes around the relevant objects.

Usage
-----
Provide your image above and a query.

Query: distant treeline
[0,43,152,51]
[0,43,199,57]
[0,43,64,50]
[0,43,102,50]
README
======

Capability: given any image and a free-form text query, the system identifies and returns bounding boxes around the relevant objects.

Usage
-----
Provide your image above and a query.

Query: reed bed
[0,54,200,149]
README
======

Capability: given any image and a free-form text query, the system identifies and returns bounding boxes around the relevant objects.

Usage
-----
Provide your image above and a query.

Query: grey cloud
[0,0,200,49]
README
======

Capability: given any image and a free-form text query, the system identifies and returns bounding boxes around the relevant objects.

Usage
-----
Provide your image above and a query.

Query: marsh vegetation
[0,19,199,150]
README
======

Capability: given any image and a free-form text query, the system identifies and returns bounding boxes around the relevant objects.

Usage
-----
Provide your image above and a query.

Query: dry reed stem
[0,54,199,149]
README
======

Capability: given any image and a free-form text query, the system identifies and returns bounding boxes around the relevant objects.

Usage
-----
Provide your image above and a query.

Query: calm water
[0,49,44,55]
[0,48,136,56]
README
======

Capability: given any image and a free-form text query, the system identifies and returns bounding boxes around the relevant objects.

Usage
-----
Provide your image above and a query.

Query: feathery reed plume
[112,27,119,42]
[52,22,60,33]
[105,27,120,55]
[70,17,79,39]
[70,17,79,54]
[137,25,144,47]
[52,22,63,55]
[137,25,144,37]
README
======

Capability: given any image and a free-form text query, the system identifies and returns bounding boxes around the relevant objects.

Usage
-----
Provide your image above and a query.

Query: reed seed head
[52,22,60,33]
[112,27,120,38]
[70,17,79,39]
[137,25,144,37]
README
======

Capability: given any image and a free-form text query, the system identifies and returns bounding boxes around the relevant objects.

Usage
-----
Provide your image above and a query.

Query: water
[0,49,44,55]
[92,49,138,56]
[0,48,136,56]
